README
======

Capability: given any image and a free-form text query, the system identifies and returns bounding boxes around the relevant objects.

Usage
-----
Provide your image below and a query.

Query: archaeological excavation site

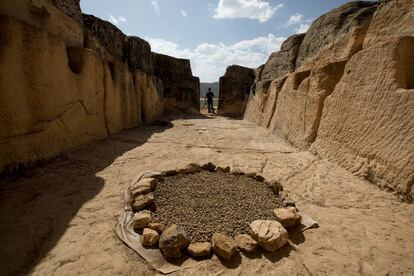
[0,0,413,275]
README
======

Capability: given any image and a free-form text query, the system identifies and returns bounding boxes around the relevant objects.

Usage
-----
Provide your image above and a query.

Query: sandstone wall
[218,65,255,117]
[0,0,197,173]
[153,53,200,114]
[242,0,414,199]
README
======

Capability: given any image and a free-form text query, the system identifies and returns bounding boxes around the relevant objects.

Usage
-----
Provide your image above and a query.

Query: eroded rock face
[245,34,305,125]
[0,0,201,173]
[218,65,255,117]
[153,53,200,113]
[53,0,82,26]
[239,1,414,199]
[296,1,377,68]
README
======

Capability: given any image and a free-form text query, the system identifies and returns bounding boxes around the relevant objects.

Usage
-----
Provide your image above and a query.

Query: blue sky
[81,0,375,82]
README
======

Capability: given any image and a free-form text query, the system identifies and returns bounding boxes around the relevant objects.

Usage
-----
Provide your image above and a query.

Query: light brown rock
[235,234,258,253]
[132,193,154,211]
[187,242,212,257]
[177,163,201,174]
[140,228,159,247]
[211,233,237,260]
[274,208,302,228]
[250,220,288,252]
[218,65,255,117]
[159,225,189,258]
[266,180,283,195]
[133,210,152,229]
[148,223,166,234]
[217,166,230,173]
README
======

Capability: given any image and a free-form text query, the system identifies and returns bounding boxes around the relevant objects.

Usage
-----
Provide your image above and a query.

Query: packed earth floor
[0,113,413,275]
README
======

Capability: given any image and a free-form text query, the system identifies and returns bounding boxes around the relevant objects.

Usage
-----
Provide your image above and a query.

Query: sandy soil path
[0,114,413,275]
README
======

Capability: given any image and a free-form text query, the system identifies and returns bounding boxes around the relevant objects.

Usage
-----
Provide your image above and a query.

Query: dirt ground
[0,113,413,275]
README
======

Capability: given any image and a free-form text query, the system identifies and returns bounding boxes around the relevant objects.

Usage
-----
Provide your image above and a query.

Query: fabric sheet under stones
[152,171,284,243]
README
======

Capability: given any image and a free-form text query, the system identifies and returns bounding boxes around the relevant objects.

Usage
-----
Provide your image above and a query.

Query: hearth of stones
[130,163,302,260]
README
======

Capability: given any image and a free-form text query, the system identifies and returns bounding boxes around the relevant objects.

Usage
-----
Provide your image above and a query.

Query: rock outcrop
[240,0,414,200]
[218,65,255,117]
[153,53,200,113]
[0,0,199,174]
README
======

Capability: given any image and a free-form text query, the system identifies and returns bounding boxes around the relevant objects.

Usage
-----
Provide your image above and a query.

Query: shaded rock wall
[153,53,200,113]
[0,0,198,173]
[218,65,255,117]
[241,0,414,199]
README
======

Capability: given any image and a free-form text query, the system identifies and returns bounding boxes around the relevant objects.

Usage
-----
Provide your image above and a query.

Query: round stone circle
[152,170,284,243]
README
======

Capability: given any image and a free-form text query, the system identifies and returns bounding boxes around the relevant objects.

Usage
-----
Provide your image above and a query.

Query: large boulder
[218,65,255,117]
[250,220,288,252]
[153,53,200,113]
[211,233,237,260]
[159,225,189,258]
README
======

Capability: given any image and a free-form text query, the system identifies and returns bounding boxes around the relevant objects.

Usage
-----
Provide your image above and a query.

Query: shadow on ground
[0,119,177,276]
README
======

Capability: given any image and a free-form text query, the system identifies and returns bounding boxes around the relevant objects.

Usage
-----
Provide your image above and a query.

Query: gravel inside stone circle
[152,170,283,243]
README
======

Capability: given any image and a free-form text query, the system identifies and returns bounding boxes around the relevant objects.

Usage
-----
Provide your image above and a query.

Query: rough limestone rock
[364,0,414,48]
[82,14,128,62]
[296,1,378,68]
[187,242,212,257]
[53,0,82,26]
[141,228,159,247]
[313,36,414,197]
[218,65,255,117]
[0,2,172,173]
[211,233,237,260]
[250,220,288,252]
[132,194,154,211]
[159,225,189,258]
[126,36,154,74]
[266,180,283,195]
[234,234,258,253]
[148,223,166,234]
[133,210,152,229]
[273,208,301,228]
[153,53,200,113]
[246,34,305,125]
[177,163,201,174]
[131,178,158,192]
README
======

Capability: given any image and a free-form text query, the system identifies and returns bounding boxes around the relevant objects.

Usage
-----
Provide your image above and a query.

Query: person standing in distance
[205,88,215,114]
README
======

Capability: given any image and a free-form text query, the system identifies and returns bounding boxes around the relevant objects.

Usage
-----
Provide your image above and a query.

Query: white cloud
[151,0,161,17]
[213,0,284,23]
[295,23,310,34]
[147,34,285,82]
[108,15,127,26]
[286,13,303,26]
[180,9,187,17]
